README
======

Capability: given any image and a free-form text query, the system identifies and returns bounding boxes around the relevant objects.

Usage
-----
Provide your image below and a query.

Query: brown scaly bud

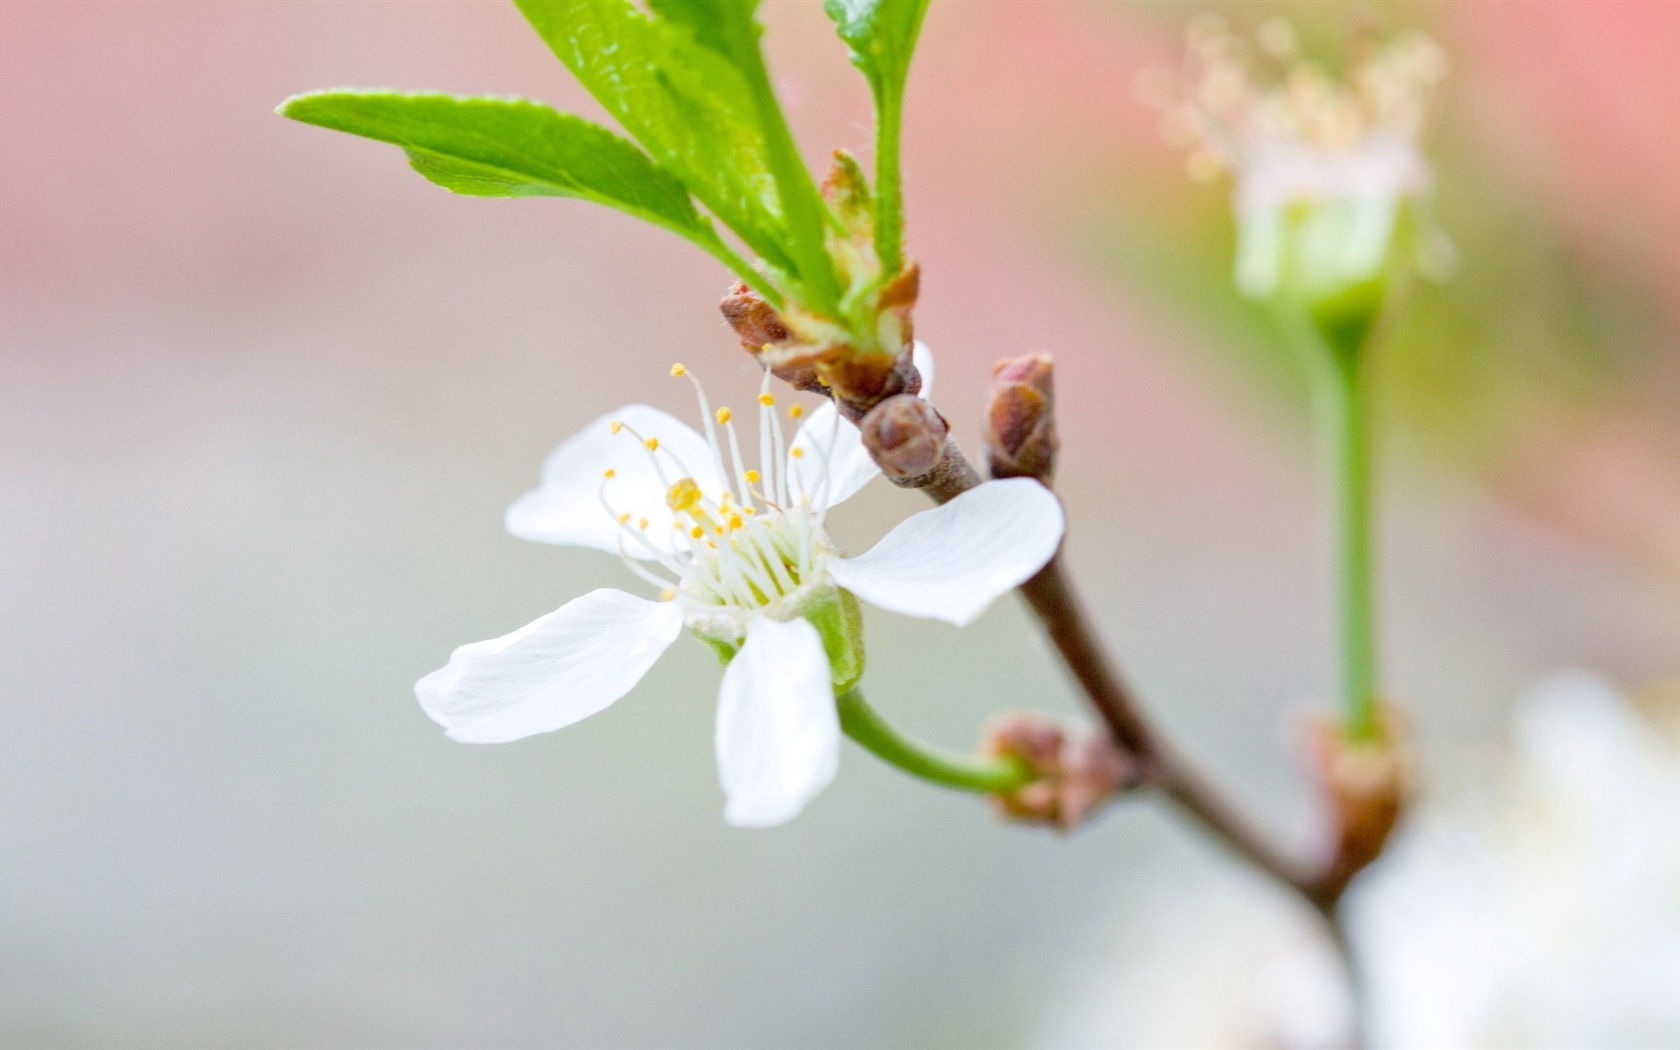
[718,282,830,395]
[984,353,1058,483]
[1304,706,1411,896]
[983,714,1132,831]
[718,281,789,350]
[828,343,921,423]
[716,260,922,415]
[859,394,947,482]
[872,261,919,364]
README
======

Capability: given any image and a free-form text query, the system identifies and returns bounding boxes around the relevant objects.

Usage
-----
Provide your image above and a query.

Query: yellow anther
[670,363,687,377]
[617,512,631,524]
[741,507,756,516]
[744,469,761,483]
[791,446,806,459]
[638,518,649,530]
[758,393,776,407]
[715,406,732,425]
[665,477,703,513]
[728,514,744,531]
[788,404,804,419]
[603,468,616,479]
[760,342,774,352]
[610,421,624,435]
[644,436,660,451]
[660,587,677,602]
[690,526,705,540]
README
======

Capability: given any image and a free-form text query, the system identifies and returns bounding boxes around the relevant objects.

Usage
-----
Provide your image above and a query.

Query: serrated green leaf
[280,91,708,236]
[512,0,800,280]
[824,0,928,274]
[280,90,779,299]
[642,0,843,311]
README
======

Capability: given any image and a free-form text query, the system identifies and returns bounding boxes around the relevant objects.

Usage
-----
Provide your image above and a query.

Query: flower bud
[1152,21,1449,360]
[984,354,1058,482]
[983,714,1131,830]
[718,283,829,396]
[860,394,948,481]
[716,260,921,414]
[1304,706,1410,889]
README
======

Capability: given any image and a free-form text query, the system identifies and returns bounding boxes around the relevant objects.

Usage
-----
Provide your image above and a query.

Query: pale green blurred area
[2,1,1678,1046]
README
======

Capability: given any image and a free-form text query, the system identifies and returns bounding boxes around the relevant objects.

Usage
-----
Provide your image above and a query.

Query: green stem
[873,90,904,277]
[739,53,843,314]
[1318,348,1379,740]
[836,688,1032,794]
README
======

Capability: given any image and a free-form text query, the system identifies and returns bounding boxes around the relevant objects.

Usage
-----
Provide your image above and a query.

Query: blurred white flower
[1033,868,1352,1050]
[1159,17,1450,302]
[1035,671,1680,1048]
[1351,670,1680,1048]
[416,345,1065,827]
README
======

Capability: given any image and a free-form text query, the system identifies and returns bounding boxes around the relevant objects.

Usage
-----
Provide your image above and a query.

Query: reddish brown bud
[719,281,789,349]
[1304,707,1410,893]
[984,353,1058,482]
[828,352,921,421]
[859,395,947,481]
[984,714,1131,831]
[718,282,829,394]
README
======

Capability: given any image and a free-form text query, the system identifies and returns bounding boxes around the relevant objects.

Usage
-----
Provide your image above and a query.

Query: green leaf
[824,0,929,274]
[511,0,799,279]
[279,90,778,299]
[825,0,928,95]
[281,92,700,231]
[644,0,842,311]
[645,0,763,67]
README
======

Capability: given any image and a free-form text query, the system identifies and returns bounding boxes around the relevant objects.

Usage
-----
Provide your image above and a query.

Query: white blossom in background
[1153,16,1450,300]
[1351,670,1680,1048]
[416,345,1065,828]
[1032,869,1351,1050]
[1034,671,1680,1049]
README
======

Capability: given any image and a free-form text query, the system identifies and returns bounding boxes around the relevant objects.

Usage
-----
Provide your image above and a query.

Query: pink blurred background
[4,1,1680,1044]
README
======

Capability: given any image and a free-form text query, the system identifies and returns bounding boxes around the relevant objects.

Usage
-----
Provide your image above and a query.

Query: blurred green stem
[836,688,1032,794]
[1311,336,1380,741]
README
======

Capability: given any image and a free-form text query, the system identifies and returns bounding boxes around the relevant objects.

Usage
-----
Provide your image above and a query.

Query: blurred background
[4,1,1679,1046]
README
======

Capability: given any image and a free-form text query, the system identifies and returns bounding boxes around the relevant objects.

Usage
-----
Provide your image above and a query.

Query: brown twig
[899,441,1329,896]
[720,292,1389,1043]
[930,443,1380,1050]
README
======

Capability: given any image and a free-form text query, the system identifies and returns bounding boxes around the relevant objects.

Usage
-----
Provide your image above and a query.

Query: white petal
[714,615,840,828]
[505,404,725,558]
[417,588,684,743]
[911,339,935,400]
[786,341,937,511]
[829,477,1064,626]
[788,402,878,511]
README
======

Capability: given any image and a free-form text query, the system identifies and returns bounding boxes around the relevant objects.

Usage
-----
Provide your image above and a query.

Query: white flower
[1349,671,1680,1048]
[1034,671,1680,1049]
[1164,18,1449,299]
[416,345,1066,827]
